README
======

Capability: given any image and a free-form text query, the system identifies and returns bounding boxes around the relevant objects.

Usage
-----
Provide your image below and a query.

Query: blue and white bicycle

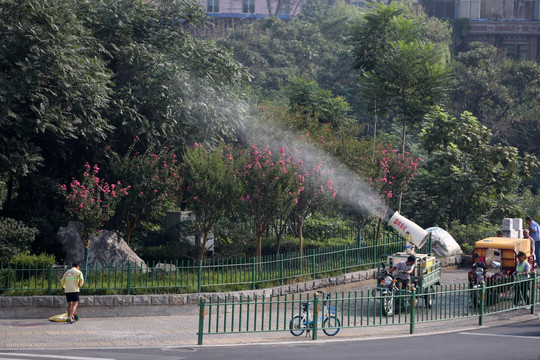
[289,291,341,336]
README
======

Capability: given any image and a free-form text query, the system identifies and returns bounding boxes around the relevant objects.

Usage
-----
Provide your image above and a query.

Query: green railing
[197,273,538,344]
[1,230,410,295]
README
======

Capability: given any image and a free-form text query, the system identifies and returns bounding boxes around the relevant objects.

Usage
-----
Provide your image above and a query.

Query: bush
[8,251,56,267]
[447,221,499,256]
[0,217,38,262]
[131,225,202,262]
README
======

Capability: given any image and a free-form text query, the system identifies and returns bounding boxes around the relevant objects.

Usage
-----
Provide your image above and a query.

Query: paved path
[1,269,538,350]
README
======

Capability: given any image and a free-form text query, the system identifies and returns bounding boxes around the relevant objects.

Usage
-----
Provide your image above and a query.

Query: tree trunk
[376,216,382,243]
[256,230,263,259]
[199,231,209,261]
[372,107,378,149]
[298,217,304,271]
[298,217,304,258]
[3,174,13,216]
[125,213,140,246]
[274,218,287,255]
[398,120,407,212]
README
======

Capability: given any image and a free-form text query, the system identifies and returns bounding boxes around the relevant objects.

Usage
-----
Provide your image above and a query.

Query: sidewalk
[0,307,537,349]
[1,268,537,349]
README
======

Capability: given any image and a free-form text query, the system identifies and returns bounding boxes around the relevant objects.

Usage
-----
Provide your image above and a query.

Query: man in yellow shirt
[61,262,84,324]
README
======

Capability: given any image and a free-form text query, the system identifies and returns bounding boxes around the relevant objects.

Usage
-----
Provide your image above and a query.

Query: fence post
[530,272,537,314]
[343,246,347,274]
[312,294,319,341]
[312,250,316,279]
[356,234,362,265]
[252,257,257,290]
[280,254,284,286]
[196,260,203,292]
[127,263,131,295]
[198,297,206,345]
[409,289,416,334]
[479,283,485,326]
[47,263,53,295]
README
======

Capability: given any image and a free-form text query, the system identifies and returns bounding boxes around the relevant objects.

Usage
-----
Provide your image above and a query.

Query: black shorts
[396,278,410,289]
[65,292,80,303]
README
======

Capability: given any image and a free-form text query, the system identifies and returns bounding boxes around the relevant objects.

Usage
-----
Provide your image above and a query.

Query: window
[207,0,219,12]
[350,0,365,7]
[243,0,255,13]
[420,0,456,18]
[458,0,480,19]
[518,44,528,60]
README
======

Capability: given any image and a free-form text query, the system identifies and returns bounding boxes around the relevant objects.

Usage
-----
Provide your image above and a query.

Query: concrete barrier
[0,255,463,319]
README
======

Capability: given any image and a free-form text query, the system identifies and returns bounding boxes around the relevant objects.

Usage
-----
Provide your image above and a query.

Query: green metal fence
[197,273,539,344]
[1,230,411,295]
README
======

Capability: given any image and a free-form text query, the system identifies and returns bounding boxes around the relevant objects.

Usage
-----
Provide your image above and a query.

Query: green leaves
[0,0,111,177]
[351,2,451,153]
[112,139,182,244]
[182,143,243,259]
[0,217,38,262]
[407,108,540,226]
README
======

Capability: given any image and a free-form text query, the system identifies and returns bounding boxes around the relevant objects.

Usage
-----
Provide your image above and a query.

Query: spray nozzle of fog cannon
[388,212,429,250]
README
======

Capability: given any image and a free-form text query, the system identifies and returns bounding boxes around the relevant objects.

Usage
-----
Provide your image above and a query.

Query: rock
[57,221,146,268]
[152,262,177,275]
[57,221,86,264]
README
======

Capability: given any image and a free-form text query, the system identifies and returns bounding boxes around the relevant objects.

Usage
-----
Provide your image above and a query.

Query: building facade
[420,0,540,61]
[194,0,303,37]
[194,0,540,61]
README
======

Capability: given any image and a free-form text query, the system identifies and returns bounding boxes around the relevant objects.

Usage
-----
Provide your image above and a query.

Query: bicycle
[289,291,341,337]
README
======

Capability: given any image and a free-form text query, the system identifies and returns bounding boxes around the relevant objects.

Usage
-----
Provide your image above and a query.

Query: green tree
[285,77,354,130]
[79,0,248,152]
[219,16,327,93]
[450,42,540,156]
[0,0,249,256]
[351,3,450,211]
[405,108,539,227]
[0,0,111,212]
[238,144,303,258]
[0,217,38,262]
[183,143,243,260]
[351,3,451,153]
[112,138,182,245]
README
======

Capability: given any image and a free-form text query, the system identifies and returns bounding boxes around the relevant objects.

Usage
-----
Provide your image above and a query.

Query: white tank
[388,211,429,249]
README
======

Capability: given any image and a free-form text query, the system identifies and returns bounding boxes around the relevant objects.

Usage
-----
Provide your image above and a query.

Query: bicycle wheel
[322,316,340,336]
[289,315,305,336]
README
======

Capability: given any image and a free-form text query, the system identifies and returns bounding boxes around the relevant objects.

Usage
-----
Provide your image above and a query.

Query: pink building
[198,0,303,16]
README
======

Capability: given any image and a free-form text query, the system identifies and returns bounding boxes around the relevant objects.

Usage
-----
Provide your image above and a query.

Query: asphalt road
[1,318,538,360]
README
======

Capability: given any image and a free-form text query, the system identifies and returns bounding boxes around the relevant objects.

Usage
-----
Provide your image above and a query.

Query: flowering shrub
[113,138,182,245]
[368,143,420,209]
[291,147,337,255]
[238,144,304,258]
[61,163,129,247]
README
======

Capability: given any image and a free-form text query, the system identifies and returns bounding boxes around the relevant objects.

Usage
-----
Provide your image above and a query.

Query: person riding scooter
[388,255,416,290]
[468,253,488,287]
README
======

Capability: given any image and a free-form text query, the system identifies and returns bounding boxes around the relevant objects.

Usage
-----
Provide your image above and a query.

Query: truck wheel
[382,296,394,316]
[425,288,433,308]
